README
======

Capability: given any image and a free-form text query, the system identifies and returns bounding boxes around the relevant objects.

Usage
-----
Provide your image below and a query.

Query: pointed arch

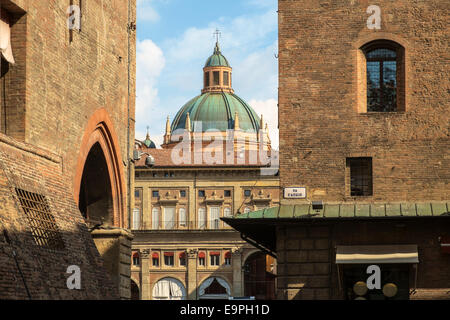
[73,108,126,227]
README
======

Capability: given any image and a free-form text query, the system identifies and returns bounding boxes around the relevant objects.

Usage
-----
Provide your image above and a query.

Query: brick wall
[0,137,118,299]
[0,0,136,299]
[278,0,449,203]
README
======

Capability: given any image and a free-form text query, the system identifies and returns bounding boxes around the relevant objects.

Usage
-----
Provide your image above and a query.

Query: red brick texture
[278,0,449,203]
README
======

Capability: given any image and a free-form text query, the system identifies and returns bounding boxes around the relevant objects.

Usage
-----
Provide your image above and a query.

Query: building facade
[131,42,279,300]
[225,0,450,300]
[0,0,136,299]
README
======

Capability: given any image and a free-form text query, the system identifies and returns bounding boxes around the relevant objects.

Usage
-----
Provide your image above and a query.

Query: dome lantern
[202,40,233,94]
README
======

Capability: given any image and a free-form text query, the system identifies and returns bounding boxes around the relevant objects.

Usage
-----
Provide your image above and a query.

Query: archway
[152,277,186,300]
[131,279,140,300]
[198,277,231,300]
[74,108,126,227]
[78,142,114,226]
[244,252,276,300]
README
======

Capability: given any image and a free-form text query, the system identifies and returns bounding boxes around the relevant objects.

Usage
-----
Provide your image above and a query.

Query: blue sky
[136,0,279,148]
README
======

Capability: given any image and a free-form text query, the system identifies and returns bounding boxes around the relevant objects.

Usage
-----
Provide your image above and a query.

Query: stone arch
[74,108,126,227]
[130,278,140,300]
[198,276,231,300]
[243,251,276,300]
[152,277,186,300]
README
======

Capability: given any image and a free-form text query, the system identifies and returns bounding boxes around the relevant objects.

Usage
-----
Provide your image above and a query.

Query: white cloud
[136,39,166,147]
[248,98,279,150]
[137,0,160,23]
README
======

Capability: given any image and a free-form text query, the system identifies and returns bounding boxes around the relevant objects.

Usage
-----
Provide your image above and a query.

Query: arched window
[152,277,186,300]
[360,40,405,113]
[152,207,159,230]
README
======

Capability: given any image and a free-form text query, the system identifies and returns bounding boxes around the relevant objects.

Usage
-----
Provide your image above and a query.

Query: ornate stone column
[187,249,198,300]
[140,249,151,300]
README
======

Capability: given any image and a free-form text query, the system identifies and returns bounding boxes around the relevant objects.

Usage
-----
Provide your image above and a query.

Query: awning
[336,245,419,264]
[225,251,231,259]
[198,252,205,258]
[210,251,220,256]
[164,252,174,257]
[179,252,186,258]
[152,252,159,258]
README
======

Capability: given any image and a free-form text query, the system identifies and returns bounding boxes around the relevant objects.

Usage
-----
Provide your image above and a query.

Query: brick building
[0,0,136,299]
[224,0,450,300]
[130,42,279,300]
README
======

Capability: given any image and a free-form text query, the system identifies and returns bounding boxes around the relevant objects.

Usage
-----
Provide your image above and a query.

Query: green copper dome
[204,42,230,67]
[171,92,260,133]
[143,138,156,148]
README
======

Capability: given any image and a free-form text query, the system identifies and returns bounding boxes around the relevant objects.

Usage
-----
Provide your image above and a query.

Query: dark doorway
[78,142,114,227]
[131,280,140,300]
[244,252,276,300]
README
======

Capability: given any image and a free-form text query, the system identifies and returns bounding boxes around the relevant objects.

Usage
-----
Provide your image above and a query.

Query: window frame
[347,157,373,197]
[358,40,406,113]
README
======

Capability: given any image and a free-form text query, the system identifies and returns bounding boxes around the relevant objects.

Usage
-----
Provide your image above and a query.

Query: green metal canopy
[222,202,450,255]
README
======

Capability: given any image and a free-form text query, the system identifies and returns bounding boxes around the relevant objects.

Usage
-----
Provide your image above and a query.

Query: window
[244,190,251,197]
[224,251,231,266]
[152,190,159,198]
[347,158,373,197]
[152,253,159,267]
[179,252,186,266]
[224,190,231,197]
[224,207,232,218]
[210,252,220,266]
[132,252,140,266]
[204,72,210,87]
[15,188,65,250]
[198,190,205,197]
[180,190,186,198]
[213,71,220,85]
[366,48,397,112]
[199,252,206,266]
[198,207,206,229]
[209,206,220,229]
[223,71,229,86]
[164,207,176,229]
[360,41,405,113]
[164,252,174,266]
[152,207,160,230]
[134,189,141,199]
[179,207,186,227]
[132,208,140,230]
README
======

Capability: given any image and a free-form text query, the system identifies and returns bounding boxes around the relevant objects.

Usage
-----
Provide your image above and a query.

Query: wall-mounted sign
[283,187,306,199]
